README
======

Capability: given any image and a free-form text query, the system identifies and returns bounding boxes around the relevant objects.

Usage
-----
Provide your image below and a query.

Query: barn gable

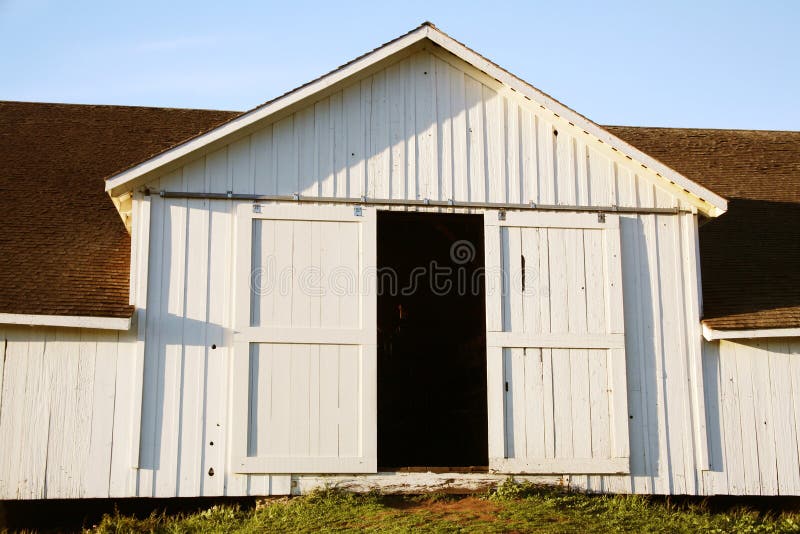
[108,23,727,217]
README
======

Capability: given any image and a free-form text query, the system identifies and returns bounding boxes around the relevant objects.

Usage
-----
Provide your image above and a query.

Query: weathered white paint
[0,313,131,330]
[700,338,800,496]
[484,211,629,474]
[0,326,138,499]
[155,49,701,214]
[232,203,377,474]
[702,324,800,341]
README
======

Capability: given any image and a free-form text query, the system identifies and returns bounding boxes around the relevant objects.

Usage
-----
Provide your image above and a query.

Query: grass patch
[71,481,800,533]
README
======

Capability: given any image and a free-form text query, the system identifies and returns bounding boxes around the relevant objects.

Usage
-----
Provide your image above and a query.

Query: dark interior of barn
[376,210,488,470]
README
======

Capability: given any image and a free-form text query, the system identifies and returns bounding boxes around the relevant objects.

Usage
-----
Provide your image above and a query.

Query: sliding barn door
[484,211,629,474]
[231,203,377,474]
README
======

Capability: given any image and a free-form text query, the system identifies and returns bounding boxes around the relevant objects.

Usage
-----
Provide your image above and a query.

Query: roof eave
[0,312,132,331]
[702,323,800,341]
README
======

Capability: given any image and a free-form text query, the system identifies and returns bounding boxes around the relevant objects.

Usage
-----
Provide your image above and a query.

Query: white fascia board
[0,313,132,331]
[105,23,727,217]
[422,26,727,216]
[702,323,800,341]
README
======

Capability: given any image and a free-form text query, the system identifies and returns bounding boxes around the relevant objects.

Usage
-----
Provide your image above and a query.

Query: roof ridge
[0,100,242,114]
[605,124,800,134]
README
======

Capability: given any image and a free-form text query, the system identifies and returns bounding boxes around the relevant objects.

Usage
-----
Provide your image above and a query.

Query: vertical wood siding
[1,47,795,498]
[701,338,800,496]
[0,326,138,499]
[158,49,685,210]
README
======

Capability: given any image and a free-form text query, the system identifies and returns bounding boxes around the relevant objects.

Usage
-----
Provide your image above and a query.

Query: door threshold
[379,466,489,474]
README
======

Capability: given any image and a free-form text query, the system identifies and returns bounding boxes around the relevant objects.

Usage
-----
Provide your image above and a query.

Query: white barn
[1,23,799,499]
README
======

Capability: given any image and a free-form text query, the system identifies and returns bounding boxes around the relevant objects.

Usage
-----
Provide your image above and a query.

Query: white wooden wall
[0,325,139,498]
[700,338,800,496]
[158,48,688,210]
[2,46,797,498]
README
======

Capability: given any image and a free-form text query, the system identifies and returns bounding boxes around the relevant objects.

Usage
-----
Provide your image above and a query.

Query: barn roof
[0,101,239,320]
[0,101,797,330]
[607,127,800,330]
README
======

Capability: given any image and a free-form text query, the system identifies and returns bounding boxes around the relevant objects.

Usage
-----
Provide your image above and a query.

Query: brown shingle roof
[0,101,239,318]
[606,126,800,330]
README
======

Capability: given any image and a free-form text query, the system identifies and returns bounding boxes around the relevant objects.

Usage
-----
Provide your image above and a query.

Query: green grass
[88,481,800,533]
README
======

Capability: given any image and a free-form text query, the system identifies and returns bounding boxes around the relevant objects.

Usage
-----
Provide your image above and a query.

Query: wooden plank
[537,117,555,205]
[751,342,778,495]
[274,116,297,195]
[491,457,629,475]
[84,331,118,498]
[338,345,359,457]
[565,229,587,335]
[520,108,537,203]
[554,129,575,205]
[551,348,573,458]
[520,228,542,335]
[542,348,556,458]
[178,171,211,497]
[318,345,339,456]
[486,346,505,464]
[109,331,136,497]
[403,57,417,201]
[289,344,311,456]
[506,100,521,204]
[499,210,617,230]
[331,91,347,198]
[450,64,468,202]
[296,106,317,196]
[342,81,363,197]
[315,100,334,197]
[19,328,51,498]
[465,74,485,202]
[369,69,390,200]
[767,341,800,494]
[483,220,502,332]
[733,342,763,494]
[204,179,233,496]
[45,328,79,498]
[129,191,151,470]
[237,455,375,474]
[589,350,611,459]
[252,125,275,195]
[435,56,453,202]
[790,342,800,495]
[683,213,709,471]
[154,194,189,497]
[291,220,313,328]
[487,332,625,349]
[504,227,523,333]
[523,348,546,459]
[570,349,592,459]
[484,84,505,203]
[547,228,568,333]
[415,52,437,201]
[386,62,407,200]
[0,329,27,497]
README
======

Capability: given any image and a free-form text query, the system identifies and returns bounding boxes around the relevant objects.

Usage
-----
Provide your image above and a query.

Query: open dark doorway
[377,211,488,470]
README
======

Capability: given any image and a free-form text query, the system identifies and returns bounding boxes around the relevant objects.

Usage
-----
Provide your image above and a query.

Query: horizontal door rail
[157,190,691,215]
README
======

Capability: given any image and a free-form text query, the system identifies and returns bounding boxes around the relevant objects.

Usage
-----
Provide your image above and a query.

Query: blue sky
[1,0,797,129]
